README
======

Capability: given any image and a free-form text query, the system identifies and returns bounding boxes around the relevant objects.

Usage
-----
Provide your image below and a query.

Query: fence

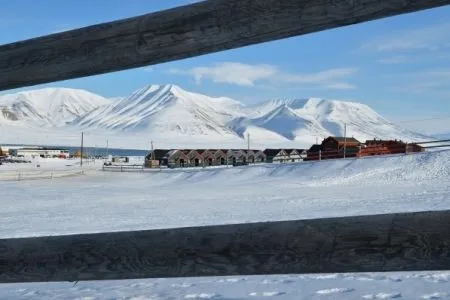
[0,0,449,285]
[0,170,85,181]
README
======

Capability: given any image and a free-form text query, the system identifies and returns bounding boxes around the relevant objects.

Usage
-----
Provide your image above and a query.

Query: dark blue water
[4,144,149,157]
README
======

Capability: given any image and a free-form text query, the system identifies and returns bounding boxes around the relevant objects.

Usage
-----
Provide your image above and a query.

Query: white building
[10,147,70,158]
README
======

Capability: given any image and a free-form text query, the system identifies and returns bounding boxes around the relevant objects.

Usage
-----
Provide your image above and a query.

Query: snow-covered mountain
[0,88,110,127]
[0,84,430,148]
[231,98,428,143]
[71,84,244,137]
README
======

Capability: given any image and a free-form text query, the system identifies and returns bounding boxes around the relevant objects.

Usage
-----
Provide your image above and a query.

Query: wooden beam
[1,209,449,283]
[1,0,450,91]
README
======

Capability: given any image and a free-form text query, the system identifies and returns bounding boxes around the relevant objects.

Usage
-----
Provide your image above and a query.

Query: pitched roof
[146,149,170,160]
[308,144,323,152]
[329,136,361,144]
[263,149,282,156]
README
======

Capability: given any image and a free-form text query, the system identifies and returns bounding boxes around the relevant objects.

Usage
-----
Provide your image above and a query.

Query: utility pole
[343,123,347,159]
[80,132,84,167]
[151,140,154,160]
[106,139,109,158]
[247,132,250,165]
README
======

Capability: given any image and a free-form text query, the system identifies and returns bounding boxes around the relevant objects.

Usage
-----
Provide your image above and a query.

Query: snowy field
[1,150,450,299]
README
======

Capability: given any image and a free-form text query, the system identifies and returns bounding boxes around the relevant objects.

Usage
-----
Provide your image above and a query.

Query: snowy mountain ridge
[0,88,110,127]
[0,84,430,147]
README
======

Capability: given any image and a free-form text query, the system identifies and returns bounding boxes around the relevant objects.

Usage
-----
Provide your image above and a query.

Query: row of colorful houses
[145,137,425,168]
[145,148,307,168]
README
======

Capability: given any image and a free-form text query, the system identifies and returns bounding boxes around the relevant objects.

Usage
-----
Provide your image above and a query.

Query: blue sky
[2,1,450,132]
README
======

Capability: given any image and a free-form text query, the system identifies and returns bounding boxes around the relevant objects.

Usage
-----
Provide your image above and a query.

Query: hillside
[232,98,428,144]
[71,84,243,138]
[0,88,110,127]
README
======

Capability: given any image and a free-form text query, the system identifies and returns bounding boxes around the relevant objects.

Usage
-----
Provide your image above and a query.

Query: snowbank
[0,150,449,299]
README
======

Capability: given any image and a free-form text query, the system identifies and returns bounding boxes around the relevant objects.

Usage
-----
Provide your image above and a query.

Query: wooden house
[252,150,267,163]
[183,149,202,167]
[163,150,189,168]
[304,144,323,161]
[360,139,424,157]
[145,149,170,167]
[202,150,216,166]
[263,149,289,163]
[320,136,361,159]
[243,149,256,164]
[285,149,306,162]
[228,149,247,166]
[212,149,228,165]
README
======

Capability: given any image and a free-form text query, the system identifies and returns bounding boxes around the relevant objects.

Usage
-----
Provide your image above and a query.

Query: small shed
[0,146,9,157]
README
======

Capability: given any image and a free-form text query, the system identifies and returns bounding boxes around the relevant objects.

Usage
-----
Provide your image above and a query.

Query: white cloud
[361,23,450,53]
[170,62,276,86]
[169,62,357,90]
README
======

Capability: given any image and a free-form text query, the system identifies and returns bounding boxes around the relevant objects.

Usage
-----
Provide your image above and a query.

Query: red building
[305,136,362,161]
[359,139,424,156]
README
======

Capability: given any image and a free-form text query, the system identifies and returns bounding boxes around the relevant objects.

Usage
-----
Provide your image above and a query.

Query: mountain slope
[72,84,244,137]
[0,88,110,127]
[232,98,429,143]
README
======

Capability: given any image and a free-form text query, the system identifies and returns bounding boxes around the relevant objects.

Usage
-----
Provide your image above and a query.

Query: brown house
[360,139,424,156]
[163,150,189,168]
[228,149,247,165]
[202,150,216,166]
[183,149,202,167]
[212,149,228,165]
[306,136,362,161]
[304,144,323,161]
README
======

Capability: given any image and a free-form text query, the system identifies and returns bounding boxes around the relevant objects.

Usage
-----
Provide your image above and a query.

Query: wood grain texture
[1,210,450,283]
[1,0,450,91]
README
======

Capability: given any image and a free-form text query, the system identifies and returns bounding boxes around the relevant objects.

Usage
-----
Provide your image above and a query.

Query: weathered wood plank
[1,210,449,283]
[1,0,450,91]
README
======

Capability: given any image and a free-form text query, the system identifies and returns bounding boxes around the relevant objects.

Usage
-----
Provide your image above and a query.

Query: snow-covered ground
[1,150,450,299]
